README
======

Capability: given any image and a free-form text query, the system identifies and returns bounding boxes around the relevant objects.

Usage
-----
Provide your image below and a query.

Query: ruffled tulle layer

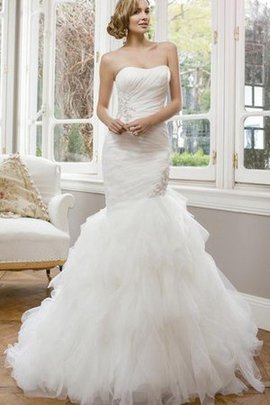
[4,188,265,405]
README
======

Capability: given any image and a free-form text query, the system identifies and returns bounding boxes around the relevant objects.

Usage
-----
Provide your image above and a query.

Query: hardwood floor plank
[0,390,70,404]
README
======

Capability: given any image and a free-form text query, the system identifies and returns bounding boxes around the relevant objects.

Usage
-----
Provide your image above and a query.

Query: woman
[5,0,265,404]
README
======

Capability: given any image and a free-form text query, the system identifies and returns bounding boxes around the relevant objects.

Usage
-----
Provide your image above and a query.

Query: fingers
[127,124,142,132]
[109,119,128,134]
[126,122,143,137]
[114,120,125,133]
[109,119,146,136]
[117,119,130,134]
[109,125,121,134]
[116,119,128,129]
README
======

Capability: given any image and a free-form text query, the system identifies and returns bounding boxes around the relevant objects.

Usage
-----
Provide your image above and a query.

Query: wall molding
[171,185,270,216]
[240,292,270,331]
[61,175,270,216]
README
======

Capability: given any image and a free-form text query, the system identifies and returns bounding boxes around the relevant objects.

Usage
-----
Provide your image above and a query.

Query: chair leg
[59,265,63,272]
[46,269,51,282]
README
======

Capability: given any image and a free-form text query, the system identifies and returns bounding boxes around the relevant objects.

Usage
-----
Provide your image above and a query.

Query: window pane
[168,119,210,166]
[168,0,212,115]
[37,13,44,113]
[245,0,270,111]
[54,0,95,119]
[54,123,93,162]
[244,115,270,169]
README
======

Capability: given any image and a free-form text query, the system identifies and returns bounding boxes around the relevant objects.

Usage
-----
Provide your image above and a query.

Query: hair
[107,0,150,40]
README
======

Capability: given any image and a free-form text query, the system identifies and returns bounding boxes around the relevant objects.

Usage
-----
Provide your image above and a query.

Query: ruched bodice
[102,65,171,210]
[115,65,171,121]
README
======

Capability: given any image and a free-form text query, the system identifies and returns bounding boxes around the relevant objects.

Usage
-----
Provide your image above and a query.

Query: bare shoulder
[158,41,177,52]
[158,41,178,68]
[101,48,124,65]
[100,51,114,66]
[100,49,126,77]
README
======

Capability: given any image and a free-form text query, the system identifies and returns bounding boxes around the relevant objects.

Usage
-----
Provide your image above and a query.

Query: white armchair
[0,155,75,281]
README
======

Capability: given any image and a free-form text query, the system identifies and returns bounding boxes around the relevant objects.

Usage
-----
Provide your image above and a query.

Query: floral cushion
[0,153,50,221]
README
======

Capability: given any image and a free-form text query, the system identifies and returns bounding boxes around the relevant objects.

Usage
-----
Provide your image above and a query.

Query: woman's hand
[107,118,129,135]
[126,116,154,136]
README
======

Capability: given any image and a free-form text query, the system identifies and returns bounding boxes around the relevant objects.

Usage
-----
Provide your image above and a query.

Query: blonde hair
[107,0,150,40]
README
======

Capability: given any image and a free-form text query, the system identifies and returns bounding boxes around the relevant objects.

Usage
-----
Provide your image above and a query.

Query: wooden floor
[0,269,269,405]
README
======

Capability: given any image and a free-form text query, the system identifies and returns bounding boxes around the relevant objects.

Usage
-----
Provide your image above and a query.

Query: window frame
[18,0,110,175]
[0,0,16,155]
[15,0,270,215]
[166,0,218,182]
[235,0,270,185]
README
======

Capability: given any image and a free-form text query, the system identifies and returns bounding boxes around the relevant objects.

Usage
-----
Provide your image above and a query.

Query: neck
[124,33,149,48]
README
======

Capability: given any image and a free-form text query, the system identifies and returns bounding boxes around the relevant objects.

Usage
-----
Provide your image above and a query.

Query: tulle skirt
[4,188,265,405]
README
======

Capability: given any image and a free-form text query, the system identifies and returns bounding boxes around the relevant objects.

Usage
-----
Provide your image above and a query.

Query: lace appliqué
[118,93,136,122]
[149,166,169,197]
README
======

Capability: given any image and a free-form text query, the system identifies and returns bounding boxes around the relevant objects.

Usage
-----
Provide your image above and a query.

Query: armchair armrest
[48,193,75,234]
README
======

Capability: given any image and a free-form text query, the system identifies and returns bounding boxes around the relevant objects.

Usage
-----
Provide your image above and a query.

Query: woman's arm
[96,54,128,134]
[126,42,182,135]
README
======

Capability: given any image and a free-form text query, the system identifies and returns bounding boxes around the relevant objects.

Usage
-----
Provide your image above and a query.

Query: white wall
[63,189,270,300]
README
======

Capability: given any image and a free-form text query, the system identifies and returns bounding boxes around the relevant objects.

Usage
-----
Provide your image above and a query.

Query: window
[235,0,270,184]
[0,1,16,155]
[18,0,101,174]
[143,0,216,181]
[167,0,216,181]
[0,0,3,152]
[54,1,95,164]
[16,0,270,213]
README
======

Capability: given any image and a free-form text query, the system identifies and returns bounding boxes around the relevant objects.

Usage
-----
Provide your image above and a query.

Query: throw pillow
[0,153,50,221]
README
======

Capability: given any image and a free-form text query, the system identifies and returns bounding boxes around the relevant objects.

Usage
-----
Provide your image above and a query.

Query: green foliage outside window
[170,148,209,166]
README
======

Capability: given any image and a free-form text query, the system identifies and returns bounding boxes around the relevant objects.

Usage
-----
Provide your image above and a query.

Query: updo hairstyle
[107,0,150,39]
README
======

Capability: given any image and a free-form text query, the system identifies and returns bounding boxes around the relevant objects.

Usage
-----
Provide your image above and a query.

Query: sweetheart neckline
[115,64,170,81]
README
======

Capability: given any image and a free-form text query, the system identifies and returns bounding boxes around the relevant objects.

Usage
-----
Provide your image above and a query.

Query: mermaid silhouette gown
[4,65,265,405]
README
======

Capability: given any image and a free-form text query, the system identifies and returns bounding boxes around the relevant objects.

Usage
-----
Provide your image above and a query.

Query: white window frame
[18,0,111,175]
[18,0,45,155]
[16,0,270,215]
[0,0,16,155]
[235,0,270,185]
[61,0,270,216]
[164,0,218,183]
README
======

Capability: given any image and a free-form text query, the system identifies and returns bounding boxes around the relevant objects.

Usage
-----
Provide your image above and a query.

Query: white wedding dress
[5,65,265,405]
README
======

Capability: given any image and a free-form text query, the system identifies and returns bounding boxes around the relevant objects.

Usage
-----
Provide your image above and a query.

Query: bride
[4,0,265,404]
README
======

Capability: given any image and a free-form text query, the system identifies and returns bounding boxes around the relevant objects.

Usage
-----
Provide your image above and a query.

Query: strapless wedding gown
[4,65,265,405]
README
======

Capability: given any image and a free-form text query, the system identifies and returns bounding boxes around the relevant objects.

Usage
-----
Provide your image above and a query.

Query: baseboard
[240,292,270,331]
